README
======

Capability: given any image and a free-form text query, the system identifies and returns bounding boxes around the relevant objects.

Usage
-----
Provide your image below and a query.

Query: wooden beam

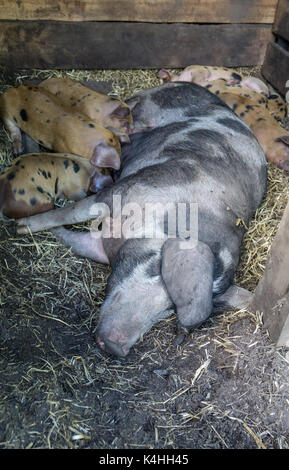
[262,41,289,95]
[0,21,273,70]
[273,0,289,41]
[0,0,278,23]
[250,200,289,347]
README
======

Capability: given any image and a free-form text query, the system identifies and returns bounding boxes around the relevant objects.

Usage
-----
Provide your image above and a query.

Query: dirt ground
[0,66,289,450]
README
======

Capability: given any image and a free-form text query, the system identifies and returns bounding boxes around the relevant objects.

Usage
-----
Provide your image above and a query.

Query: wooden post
[262,0,289,96]
[250,200,289,347]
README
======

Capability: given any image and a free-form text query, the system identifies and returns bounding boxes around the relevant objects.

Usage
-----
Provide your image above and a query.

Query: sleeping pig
[158,65,287,121]
[38,77,133,139]
[0,153,112,219]
[0,84,121,170]
[158,65,270,95]
[16,82,267,357]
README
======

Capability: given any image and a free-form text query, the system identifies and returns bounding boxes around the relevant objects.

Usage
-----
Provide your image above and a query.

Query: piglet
[0,153,112,219]
[39,77,133,140]
[158,65,270,96]
[216,91,289,171]
[0,85,121,170]
[202,78,287,121]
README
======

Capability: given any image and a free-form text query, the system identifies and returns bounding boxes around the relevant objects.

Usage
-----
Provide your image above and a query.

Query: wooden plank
[250,200,289,347]
[0,0,278,24]
[0,21,273,70]
[262,41,289,95]
[273,0,289,41]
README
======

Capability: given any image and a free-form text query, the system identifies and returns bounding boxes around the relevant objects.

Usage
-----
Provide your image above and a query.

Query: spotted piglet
[0,85,121,170]
[0,153,112,219]
[39,77,133,140]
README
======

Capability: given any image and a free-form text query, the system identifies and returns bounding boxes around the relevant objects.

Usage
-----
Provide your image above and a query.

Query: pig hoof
[277,159,289,172]
[174,326,189,346]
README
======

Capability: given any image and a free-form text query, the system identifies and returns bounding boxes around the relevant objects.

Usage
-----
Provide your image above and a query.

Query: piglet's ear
[157,69,172,81]
[106,126,130,143]
[90,168,113,192]
[276,135,289,146]
[125,97,140,111]
[91,143,121,170]
[110,105,131,119]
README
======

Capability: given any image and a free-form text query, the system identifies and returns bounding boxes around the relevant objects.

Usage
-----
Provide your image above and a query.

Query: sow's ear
[91,143,121,170]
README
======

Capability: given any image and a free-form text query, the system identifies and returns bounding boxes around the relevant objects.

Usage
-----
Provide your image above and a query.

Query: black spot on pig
[31,177,35,182]
[64,160,69,169]
[146,258,161,278]
[47,172,51,178]
[18,189,25,195]
[20,109,28,122]
[41,170,48,179]
[7,172,15,181]
[13,116,18,123]
[46,119,50,123]
[89,123,95,128]
[231,72,241,82]
[15,160,20,166]
[30,197,37,206]
[37,186,44,193]
[54,177,59,194]
[73,162,80,173]
[217,118,252,137]
[108,243,159,290]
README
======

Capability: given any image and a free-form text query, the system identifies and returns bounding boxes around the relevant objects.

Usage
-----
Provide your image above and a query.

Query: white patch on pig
[213,247,233,294]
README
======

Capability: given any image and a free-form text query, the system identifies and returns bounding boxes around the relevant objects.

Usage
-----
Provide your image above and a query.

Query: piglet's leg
[16,194,107,234]
[4,118,23,155]
[161,239,214,328]
[51,227,109,264]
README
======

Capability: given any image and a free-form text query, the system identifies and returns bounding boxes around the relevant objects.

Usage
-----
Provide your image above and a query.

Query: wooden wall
[0,0,278,69]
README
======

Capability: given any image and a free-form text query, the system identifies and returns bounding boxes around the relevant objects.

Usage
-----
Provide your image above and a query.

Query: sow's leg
[51,227,109,264]
[16,194,103,234]
[161,239,215,328]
